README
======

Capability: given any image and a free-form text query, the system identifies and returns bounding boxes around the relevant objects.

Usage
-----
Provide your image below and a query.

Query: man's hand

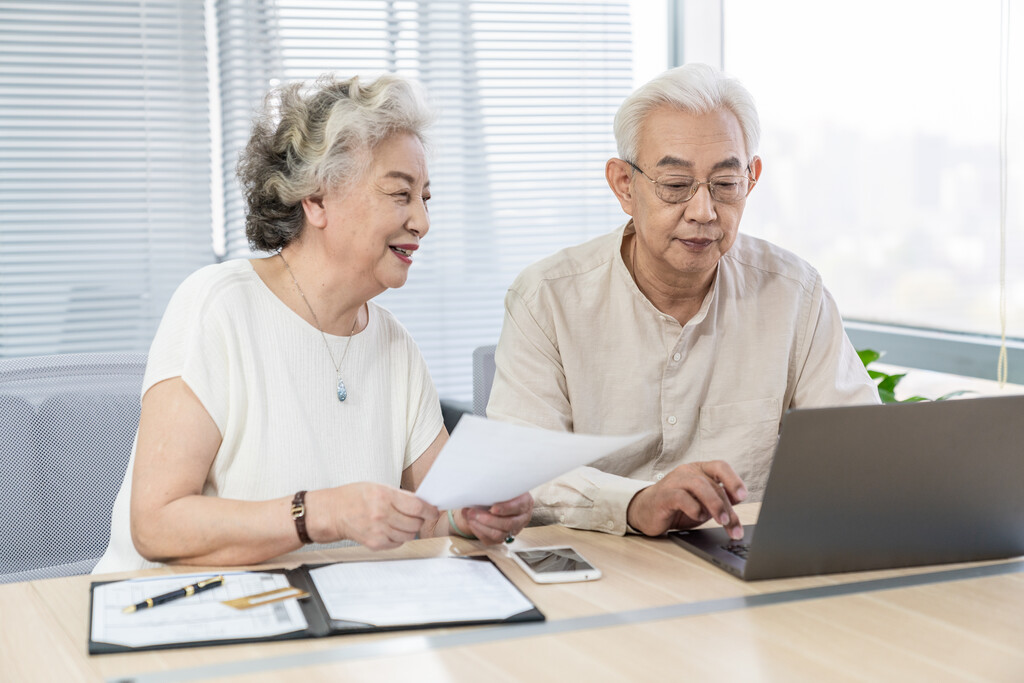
[626,461,747,539]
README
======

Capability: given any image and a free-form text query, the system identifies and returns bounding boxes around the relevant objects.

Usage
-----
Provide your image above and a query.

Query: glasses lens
[647,173,751,204]
[709,176,749,203]
[654,176,697,203]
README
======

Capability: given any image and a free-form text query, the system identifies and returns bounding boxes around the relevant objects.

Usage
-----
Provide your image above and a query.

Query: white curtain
[0,0,214,358]
[216,0,634,399]
[1,0,634,401]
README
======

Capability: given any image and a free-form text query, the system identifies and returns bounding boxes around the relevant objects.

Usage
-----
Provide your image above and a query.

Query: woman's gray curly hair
[237,73,435,252]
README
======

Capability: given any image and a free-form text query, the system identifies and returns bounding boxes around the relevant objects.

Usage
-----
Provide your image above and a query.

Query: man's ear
[606,158,635,216]
[301,195,327,229]
[748,155,763,187]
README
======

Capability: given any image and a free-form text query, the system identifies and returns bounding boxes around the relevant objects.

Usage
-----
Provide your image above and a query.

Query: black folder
[89,556,543,655]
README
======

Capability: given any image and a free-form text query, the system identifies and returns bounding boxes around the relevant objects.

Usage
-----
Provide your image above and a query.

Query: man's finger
[660,487,706,524]
[670,474,738,539]
[683,475,736,527]
[698,460,748,503]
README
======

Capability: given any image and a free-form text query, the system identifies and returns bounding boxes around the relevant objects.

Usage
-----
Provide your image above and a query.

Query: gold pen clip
[222,586,309,610]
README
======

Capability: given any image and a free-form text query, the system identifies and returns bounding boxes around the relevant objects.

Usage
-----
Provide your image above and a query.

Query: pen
[122,575,225,613]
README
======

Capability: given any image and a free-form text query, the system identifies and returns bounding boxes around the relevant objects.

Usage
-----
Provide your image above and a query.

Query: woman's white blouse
[93,260,443,573]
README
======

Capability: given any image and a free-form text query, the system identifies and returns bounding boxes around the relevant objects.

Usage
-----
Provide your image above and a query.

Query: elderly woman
[94,73,531,573]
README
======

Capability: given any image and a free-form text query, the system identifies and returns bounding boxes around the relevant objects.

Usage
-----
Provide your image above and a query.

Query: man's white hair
[614,63,760,164]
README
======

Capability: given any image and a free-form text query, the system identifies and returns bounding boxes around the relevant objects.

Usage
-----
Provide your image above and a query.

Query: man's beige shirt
[487,221,879,535]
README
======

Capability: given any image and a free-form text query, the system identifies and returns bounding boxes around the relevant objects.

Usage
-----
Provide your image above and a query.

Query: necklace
[278,252,358,402]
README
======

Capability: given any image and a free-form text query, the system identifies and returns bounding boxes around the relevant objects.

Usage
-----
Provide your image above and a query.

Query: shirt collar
[615,219,721,329]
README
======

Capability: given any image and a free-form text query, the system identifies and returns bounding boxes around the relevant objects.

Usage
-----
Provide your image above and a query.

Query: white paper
[415,415,648,509]
[91,572,307,648]
[308,557,532,626]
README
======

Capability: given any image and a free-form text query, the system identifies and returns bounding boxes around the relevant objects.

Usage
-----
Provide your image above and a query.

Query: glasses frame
[625,160,756,205]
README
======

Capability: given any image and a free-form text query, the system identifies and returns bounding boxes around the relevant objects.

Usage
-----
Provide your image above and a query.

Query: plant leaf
[858,349,881,367]
[858,348,971,404]
[935,390,974,401]
[877,373,906,393]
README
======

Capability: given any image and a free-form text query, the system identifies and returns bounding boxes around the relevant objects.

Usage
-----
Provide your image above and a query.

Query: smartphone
[510,546,602,583]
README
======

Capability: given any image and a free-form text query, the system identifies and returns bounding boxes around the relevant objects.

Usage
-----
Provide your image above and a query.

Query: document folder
[89,556,543,654]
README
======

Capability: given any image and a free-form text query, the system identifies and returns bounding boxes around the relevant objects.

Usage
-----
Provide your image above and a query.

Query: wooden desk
[3,505,1023,682]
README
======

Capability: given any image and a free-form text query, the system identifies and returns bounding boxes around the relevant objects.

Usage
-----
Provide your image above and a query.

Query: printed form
[308,557,532,626]
[91,571,306,648]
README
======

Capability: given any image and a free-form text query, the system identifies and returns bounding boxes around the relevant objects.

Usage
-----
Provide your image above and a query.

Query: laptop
[669,394,1024,580]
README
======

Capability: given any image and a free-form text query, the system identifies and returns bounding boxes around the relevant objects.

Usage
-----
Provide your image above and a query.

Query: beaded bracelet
[447,508,477,540]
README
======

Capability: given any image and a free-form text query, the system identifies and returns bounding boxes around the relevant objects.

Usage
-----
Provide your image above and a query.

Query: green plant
[858,349,972,403]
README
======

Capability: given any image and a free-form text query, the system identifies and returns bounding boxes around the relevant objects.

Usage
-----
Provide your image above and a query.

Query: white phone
[510,546,602,583]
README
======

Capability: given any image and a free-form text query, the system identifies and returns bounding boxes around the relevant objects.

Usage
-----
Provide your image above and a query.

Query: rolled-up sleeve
[489,287,650,535]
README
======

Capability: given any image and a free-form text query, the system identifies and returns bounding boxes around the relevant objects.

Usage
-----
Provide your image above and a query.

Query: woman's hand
[404,428,532,545]
[457,492,533,545]
[309,483,439,550]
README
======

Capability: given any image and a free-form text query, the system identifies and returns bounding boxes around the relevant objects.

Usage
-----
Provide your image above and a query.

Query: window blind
[0,0,213,358]
[217,0,633,399]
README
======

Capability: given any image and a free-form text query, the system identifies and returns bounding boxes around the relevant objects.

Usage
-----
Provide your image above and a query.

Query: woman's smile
[389,243,418,264]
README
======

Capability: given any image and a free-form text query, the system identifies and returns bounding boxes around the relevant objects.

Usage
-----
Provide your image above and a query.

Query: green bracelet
[448,508,477,539]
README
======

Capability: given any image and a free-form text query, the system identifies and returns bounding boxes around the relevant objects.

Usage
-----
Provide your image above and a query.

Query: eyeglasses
[626,161,755,204]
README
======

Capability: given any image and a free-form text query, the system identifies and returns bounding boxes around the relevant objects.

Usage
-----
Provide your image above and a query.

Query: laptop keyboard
[722,542,751,559]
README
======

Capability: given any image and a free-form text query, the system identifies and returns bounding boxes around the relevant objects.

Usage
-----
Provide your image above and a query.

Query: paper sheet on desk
[91,572,306,648]
[415,415,648,509]
[309,557,532,626]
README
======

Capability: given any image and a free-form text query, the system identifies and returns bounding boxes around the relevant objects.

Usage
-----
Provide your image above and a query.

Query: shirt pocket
[699,397,781,498]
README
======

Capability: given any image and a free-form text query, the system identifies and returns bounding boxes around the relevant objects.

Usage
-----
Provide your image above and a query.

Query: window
[721,1,1022,344]
[0,0,213,358]
[2,0,648,399]
[216,0,637,399]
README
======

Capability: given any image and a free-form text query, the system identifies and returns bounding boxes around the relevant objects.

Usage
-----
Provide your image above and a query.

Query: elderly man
[487,63,878,541]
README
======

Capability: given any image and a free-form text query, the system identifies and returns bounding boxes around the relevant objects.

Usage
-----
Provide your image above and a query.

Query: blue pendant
[337,376,347,402]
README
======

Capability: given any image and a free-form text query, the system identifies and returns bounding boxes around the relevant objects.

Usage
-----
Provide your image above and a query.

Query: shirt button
[673,352,681,362]
[605,520,614,529]
[559,514,566,523]
[655,472,665,481]
[667,415,677,425]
